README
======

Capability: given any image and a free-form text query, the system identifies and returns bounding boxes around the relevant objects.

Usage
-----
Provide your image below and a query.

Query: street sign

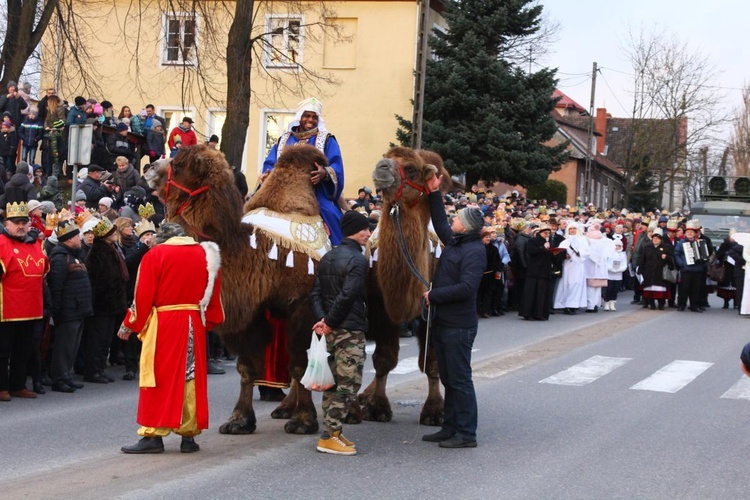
[67,125,93,166]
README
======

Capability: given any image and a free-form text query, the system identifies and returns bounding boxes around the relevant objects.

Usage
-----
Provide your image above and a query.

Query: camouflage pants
[322,329,366,433]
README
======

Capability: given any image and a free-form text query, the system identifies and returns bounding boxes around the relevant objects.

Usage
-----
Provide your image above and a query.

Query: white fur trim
[198,241,221,326]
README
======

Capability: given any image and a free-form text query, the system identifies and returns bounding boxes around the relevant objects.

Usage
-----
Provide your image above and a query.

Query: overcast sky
[540,0,749,119]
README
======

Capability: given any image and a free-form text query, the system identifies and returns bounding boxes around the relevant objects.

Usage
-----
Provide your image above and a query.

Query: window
[157,107,197,135]
[163,14,197,65]
[258,110,295,170]
[206,109,226,141]
[264,16,303,68]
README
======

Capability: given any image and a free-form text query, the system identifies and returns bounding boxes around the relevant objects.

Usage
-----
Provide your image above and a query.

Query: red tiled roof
[552,89,588,115]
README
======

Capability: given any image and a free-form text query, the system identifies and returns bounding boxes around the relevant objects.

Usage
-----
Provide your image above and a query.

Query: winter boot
[610,300,617,311]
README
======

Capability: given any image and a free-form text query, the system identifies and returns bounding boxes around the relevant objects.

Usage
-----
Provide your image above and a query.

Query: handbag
[662,265,678,284]
[707,255,726,282]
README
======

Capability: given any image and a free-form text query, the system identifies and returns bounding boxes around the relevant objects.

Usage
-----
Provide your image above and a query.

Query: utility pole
[584,62,597,204]
[411,0,430,149]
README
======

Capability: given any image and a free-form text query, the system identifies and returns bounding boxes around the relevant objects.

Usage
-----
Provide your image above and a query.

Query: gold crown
[138,203,155,220]
[56,220,80,239]
[6,202,28,219]
[666,218,679,230]
[45,212,62,230]
[134,219,156,238]
[510,217,527,232]
[92,218,115,238]
[75,209,95,228]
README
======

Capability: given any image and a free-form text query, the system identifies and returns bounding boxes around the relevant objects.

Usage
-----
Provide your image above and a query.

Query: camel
[146,143,449,435]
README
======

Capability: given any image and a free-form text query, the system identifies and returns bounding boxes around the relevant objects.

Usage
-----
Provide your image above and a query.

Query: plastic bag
[300,331,335,392]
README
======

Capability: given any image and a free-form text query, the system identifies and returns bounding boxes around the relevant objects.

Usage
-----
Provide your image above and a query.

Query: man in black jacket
[310,210,370,456]
[47,221,93,392]
[422,175,485,449]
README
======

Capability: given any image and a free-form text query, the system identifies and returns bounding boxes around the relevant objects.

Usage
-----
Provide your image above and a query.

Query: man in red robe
[118,224,223,453]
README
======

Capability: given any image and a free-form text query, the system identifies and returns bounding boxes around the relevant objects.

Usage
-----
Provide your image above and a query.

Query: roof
[554,117,624,178]
[552,89,588,115]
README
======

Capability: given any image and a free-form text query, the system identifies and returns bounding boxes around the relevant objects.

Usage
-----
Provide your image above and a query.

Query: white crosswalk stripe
[630,360,713,393]
[721,377,750,400]
[540,355,632,386]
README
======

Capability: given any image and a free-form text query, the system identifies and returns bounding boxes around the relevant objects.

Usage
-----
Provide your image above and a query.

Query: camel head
[246,144,324,217]
[146,144,243,241]
[373,147,438,207]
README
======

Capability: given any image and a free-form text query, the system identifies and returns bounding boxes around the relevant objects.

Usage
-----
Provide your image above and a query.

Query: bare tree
[731,85,750,177]
[621,26,728,209]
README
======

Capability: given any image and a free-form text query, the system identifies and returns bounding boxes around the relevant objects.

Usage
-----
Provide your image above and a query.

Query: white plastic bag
[300,331,335,391]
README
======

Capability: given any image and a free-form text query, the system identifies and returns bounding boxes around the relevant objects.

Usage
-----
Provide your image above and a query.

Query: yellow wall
[41,0,425,197]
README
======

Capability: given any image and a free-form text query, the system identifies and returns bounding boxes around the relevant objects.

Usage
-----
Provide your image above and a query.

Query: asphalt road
[2,296,749,500]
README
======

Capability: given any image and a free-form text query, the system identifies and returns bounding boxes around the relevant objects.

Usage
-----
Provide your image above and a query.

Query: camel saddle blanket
[242,208,332,261]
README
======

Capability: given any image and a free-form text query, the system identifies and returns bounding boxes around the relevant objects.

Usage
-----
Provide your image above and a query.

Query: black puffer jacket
[427,192,485,328]
[311,238,368,332]
[86,239,129,316]
[4,172,37,204]
[47,243,93,322]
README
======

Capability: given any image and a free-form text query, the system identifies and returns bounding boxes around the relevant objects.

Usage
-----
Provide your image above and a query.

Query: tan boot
[317,430,356,455]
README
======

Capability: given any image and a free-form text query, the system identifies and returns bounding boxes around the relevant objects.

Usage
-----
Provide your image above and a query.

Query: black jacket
[47,243,93,322]
[3,172,37,204]
[86,239,129,316]
[79,176,108,209]
[525,234,553,279]
[0,130,17,156]
[311,237,368,332]
[427,192,485,328]
[106,132,133,162]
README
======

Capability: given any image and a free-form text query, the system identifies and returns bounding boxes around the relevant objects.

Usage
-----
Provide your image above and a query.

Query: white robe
[731,233,750,316]
[554,236,591,309]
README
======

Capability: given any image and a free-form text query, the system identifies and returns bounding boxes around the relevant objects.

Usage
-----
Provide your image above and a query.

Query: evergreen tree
[419,0,567,187]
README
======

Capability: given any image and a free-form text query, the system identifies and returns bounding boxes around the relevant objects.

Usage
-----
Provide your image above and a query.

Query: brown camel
[147,144,327,434]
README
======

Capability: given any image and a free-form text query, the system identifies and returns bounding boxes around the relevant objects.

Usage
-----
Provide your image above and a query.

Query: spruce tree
[420,0,567,187]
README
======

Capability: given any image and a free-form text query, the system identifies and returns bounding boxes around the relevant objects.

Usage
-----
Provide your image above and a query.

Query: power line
[598,70,631,116]
[599,66,748,92]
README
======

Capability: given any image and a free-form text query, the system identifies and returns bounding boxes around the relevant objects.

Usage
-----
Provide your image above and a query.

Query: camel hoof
[344,399,363,424]
[284,414,319,435]
[420,399,444,426]
[271,405,293,420]
[219,415,257,434]
[361,395,393,423]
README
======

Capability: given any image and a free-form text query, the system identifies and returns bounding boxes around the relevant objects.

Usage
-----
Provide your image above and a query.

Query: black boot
[121,436,164,454]
[33,381,46,395]
[723,300,730,309]
[180,436,200,453]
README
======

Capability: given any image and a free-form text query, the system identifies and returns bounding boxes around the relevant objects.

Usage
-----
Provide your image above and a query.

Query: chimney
[595,107,608,154]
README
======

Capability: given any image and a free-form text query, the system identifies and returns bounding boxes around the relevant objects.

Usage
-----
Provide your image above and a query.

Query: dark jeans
[433,324,478,440]
[84,314,117,377]
[50,320,84,384]
[605,280,621,301]
[0,320,35,392]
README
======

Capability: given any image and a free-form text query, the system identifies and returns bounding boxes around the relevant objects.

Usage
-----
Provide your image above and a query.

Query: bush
[526,179,567,205]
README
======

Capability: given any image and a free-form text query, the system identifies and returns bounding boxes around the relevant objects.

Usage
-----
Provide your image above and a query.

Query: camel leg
[283,380,319,434]
[270,379,296,420]
[218,358,258,434]
[418,319,444,426]
[358,318,399,423]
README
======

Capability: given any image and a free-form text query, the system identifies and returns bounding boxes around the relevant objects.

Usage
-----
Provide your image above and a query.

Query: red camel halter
[392,158,430,208]
[166,164,210,217]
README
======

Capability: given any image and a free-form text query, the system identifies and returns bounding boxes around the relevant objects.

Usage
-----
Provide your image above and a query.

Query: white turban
[287,97,328,133]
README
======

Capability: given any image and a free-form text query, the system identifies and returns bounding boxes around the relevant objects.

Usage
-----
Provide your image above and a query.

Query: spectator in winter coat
[146,123,166,163]
[67,96,88,126]
[39,176,63,211]
[143,104,166,131]
[43,95,66,130]
[106,123,134,163]
[3,162,36,204]
[0,81,28,131]
[168,117,197,157]
[0,122,17,179]
[79,165,114,210]
[18,109,43,164]
[112,156,140,205]
[37,87,56,124]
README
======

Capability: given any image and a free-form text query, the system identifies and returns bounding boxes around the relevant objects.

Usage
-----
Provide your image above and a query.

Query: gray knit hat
[154,222,186,245]
[457,207,484,233]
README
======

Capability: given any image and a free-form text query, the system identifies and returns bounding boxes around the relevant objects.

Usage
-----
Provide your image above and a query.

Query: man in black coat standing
[310,210,371,456]
[422,174,485,449]
[520,224,554,321]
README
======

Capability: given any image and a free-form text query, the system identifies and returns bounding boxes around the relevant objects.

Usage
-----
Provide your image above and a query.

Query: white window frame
[205,107,226,141]
[161,12,199,66]
[258,108,295,171]
[156,106,198,135]
[431,24,447,61]
[263,15,304,70]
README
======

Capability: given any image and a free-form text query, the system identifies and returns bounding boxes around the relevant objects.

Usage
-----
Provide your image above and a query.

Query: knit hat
[26,199,42,213]
[39,201,56,214]
[116,122,129,132]
[98,197,112,209]
[75,190,87,202]
[15,162,30,175]
[457,207,484,233]
[741,343,750,373]
[340,210,370,237]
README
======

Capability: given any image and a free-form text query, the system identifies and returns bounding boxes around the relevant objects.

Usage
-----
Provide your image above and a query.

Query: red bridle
[392,158,430,208]
[165,164,210,217]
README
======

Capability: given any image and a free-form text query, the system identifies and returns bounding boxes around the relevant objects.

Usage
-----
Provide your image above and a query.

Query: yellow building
[41,0,445,197]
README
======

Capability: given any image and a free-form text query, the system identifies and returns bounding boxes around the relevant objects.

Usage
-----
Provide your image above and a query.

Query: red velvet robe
[0,234,49,321]
[123,238,223,429]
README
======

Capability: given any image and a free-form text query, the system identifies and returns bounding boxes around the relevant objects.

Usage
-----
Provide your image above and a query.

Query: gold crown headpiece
[138,203,155,220]
[75,209,95,228]
[134,219,156,238]
[510,217,528,232]
[666,218,679,230]
[56,220,80,240]
[5,202,28,219]
[92,218,115,238]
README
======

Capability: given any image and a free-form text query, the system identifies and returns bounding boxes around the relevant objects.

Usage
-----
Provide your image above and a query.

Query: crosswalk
[540,355,749,400]
[364,343,479,376]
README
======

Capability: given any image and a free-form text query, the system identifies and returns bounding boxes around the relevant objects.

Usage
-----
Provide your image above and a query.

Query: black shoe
[207,360,226,375]
[84,374,109,384]
[690,307,704,313]
[438,436,478,448]
[121,437,164,454]
[223,353,237,361]
[549,310,556,315]
[422,429,455,443]
[586,308,597,313]
[122,371,136,381]
[109,355,125,366]
[100,372,115,383]
[180,437,200,453]
[677,306,686,311]
[41,375,53,387]
[631,299,641,305]
[698,307,706,312]
[63,378,84,389]
[33,381,46,395]
[658,303,665,310]
[668,302,677,308]
[723,303,730,309]
[563,308,575,315]
[51,382,75,393]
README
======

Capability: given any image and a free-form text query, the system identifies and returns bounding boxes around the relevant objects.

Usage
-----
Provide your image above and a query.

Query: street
[2,296,749,500]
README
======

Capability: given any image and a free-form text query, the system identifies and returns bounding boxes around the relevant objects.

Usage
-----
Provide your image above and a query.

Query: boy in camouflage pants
[311,211,371,455]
